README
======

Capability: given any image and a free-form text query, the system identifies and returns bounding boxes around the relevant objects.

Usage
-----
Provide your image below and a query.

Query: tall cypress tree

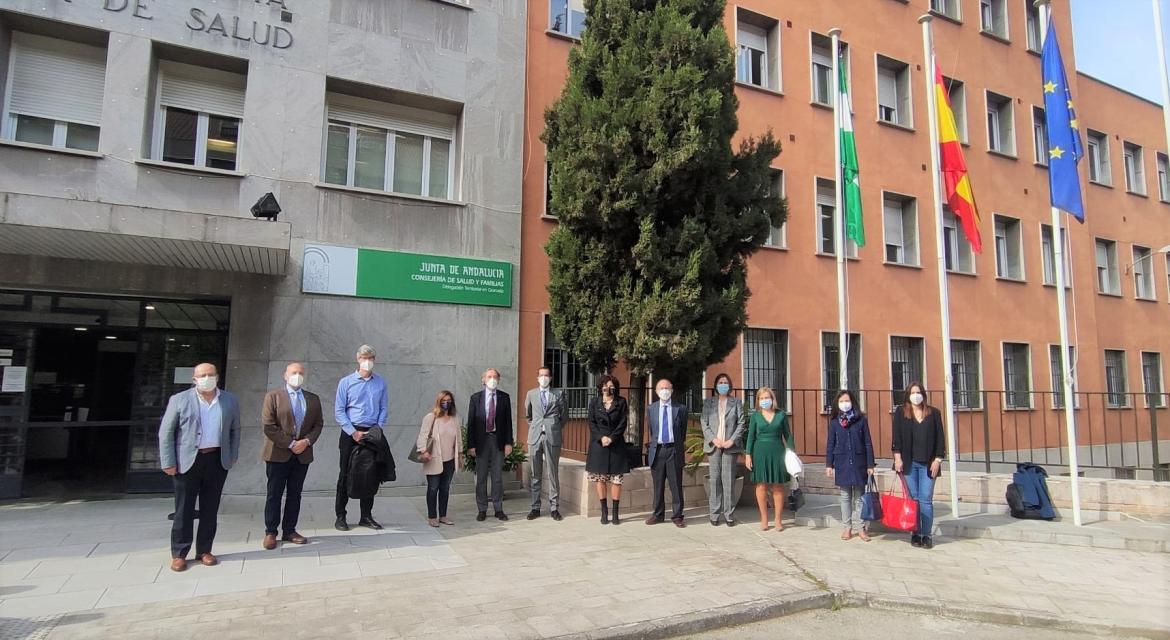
[542,0,785,444]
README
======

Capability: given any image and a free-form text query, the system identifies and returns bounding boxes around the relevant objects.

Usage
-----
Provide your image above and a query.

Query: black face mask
[440,401,452,411]
[603,387,615,395]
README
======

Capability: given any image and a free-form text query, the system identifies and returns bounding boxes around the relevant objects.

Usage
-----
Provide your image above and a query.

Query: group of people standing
[158,346,946,572]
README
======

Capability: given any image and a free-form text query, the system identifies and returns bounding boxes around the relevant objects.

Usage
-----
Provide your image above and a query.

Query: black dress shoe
[476,511,487,522]
[551,510,563,521]
[911,534,923,547]
[526,510,540,520]
[357,517,383,530]
[727,519,737,527]
[334,517,350,532]
[922,536,934,549]
[496,512,509,521]
[710,520,720,526]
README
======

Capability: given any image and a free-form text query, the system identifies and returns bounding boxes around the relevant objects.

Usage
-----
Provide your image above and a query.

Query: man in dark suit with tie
[466,368,513,522]
[260,362,324,550]
[645,378,689,528]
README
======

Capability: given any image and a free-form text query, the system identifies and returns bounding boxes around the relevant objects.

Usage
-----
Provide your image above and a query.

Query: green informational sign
[301,244,512,308]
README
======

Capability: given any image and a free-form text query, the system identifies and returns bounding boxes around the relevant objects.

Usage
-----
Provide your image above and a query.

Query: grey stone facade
[0,0,525,493]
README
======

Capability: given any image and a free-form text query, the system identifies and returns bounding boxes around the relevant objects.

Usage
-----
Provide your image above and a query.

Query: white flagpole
[830,27,848,394]
[1036,0,1083,527]
[918,15,961,521]
[1153,0,1170,159]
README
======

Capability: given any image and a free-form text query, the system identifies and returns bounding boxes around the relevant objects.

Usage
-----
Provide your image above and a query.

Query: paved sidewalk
[1,490,1167,639]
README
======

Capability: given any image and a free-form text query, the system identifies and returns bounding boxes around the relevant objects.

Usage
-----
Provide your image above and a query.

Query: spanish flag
[933,62,982,254]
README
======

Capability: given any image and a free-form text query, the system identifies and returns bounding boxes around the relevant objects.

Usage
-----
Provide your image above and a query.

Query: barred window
[1002,343,1032,409]
[890,336,924,406]
[951,340,981,409]
[822,332,861,412]
[1048,344,1079,409]
[744,328,788,411]
[1104,349,1128,408]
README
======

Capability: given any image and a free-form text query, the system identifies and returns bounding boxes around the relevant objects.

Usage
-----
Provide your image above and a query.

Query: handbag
[784,448,803,476]
[879,472,919,532]
[785,477,805,512]
[408,415,435,464]
[860,474,883,521]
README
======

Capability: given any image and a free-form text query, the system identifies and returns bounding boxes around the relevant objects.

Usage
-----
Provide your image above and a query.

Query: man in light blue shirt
[334,344,390,531]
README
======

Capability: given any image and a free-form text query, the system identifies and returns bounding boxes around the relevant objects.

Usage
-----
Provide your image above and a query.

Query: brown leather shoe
[262,533,278,550]
[644,516,663,525]
[170,558,188,572]
[281,531,308,544]
[199,553,218,566]
[672,517,686,528]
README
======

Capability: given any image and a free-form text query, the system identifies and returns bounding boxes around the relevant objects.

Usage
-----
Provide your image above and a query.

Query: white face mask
[910,393,925,406]
[538,376,551,389]
[287,373,304,389]
[759,398,773,410]
[657,389,672,401]
[485,378,499,390]
[359,359,374,372]
[838,401,852,413]
[195,375,217,392]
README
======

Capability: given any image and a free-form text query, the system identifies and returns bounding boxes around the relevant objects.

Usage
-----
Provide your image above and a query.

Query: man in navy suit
[645,378,689,528]
[466,368,513,521]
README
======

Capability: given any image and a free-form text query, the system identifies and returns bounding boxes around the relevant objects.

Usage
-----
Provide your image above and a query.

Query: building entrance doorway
[0,291,230,500]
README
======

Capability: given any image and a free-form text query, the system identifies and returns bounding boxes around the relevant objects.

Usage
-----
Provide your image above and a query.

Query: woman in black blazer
[891,382,946,549]
[586,375,629,524]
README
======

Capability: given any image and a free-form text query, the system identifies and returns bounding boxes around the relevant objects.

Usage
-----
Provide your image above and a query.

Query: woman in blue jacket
[825,390,875,541]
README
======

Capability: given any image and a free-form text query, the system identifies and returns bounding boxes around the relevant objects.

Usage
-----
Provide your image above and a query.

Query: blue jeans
[904,461,935,537]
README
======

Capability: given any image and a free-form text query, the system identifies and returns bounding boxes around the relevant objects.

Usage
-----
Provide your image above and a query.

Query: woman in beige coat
[417,390,463,527]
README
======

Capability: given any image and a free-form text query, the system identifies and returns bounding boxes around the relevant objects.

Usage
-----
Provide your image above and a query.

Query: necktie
[293,392,304,437]
[541,390,549,410]
[661,404,671,444]
[487,392,496,433]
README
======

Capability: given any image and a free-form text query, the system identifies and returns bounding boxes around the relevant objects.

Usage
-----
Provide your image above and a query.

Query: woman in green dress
[744,386,793,531]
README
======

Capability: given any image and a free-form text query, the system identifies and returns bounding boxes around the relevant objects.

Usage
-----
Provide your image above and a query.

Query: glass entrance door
[0,327,33,499]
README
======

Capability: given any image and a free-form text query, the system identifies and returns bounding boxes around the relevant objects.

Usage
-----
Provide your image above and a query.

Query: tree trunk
[626,373,648,451]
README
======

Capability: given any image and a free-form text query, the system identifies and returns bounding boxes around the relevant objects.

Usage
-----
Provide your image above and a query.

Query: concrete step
[791,493,1170,553]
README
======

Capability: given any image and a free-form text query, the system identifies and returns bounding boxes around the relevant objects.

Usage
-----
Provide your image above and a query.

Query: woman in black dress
[586,375,630,524]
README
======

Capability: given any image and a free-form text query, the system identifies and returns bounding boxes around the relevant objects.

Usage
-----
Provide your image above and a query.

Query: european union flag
[1041,21,1085,222]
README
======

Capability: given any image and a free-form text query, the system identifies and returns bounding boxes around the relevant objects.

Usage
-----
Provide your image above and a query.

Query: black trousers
[171,451,228,559]
[651,443,684,520]
[335,430,374,519]
[264,457,310,535]
[426,459,456,518]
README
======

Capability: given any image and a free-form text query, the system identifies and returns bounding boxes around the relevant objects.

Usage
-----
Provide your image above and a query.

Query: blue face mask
[716,383,730,395]
[759,399,773,410]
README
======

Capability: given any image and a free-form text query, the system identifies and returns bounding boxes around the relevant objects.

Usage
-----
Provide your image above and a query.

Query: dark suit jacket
[261,387,324,464]
[646,400,688,469]
[466,389,514,452]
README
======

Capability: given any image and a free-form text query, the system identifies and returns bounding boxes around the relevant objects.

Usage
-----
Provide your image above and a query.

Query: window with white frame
[876,55,912,127]
[944,77,968,144]
[543,315,594,416]
[2,32,105,152]
[323,94,457,200]
[816,177,858,258]
[743,328,788,410]
[549,0,586,38]
[986,91,1015,155]
[1133,245,1156,300]
[1142,352,1165,408]
[994,214,1023,280]
[766,169,786,247]
[1123,142,1146,194]
[1087,129,1110,185]
[822,332,861,411]
[1095,238,1121,295]
[883,192,919,266]
[1048,344,1078,409]
[943,207,976,274]
[1002,342,1032,409]
[810,33,833,107]
[1104,349,1129,408]
[152,60,245,171]
[981,0,1008,38]
[1158,152,1170,202]
[951,339,982,409]
[1040,224,1071,287]
[1032,106,1048,166]
[931,0,961,20]
[736,10,780,91]
[1025,0,1042,51]
[890,336,924,406]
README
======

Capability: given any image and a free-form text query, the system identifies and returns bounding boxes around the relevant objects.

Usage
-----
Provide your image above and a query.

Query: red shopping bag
[879,472,919,532]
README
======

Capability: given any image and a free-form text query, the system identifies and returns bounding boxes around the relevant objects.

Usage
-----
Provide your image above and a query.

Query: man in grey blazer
[525,367,565,521]
[159,363,241,572]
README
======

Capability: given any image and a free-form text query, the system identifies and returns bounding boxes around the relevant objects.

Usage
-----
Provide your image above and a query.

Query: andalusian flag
[932,62,982,253]
[838,50,864,247]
